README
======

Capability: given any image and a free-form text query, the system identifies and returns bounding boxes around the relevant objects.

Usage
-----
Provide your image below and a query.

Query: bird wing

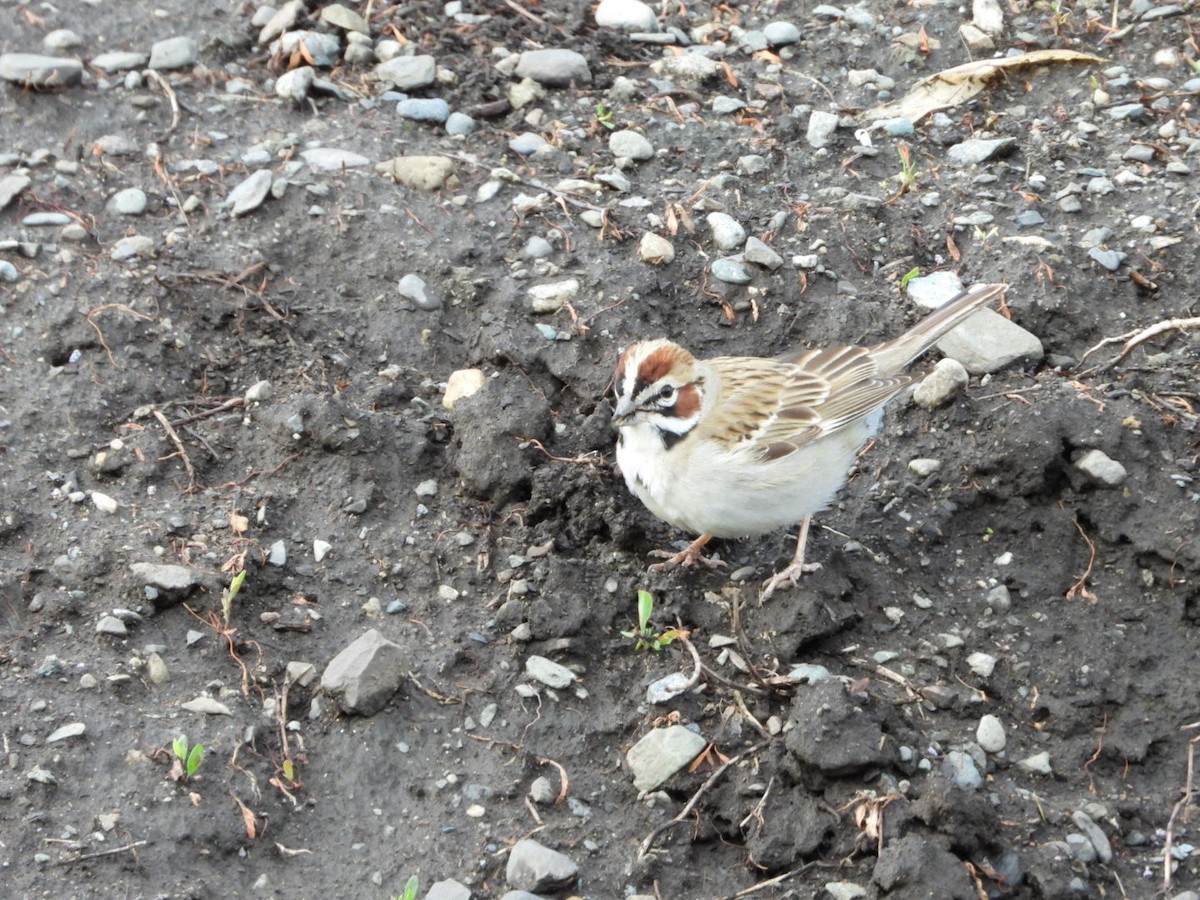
[705,347,912,462]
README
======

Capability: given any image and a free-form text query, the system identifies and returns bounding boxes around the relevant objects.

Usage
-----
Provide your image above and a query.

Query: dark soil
[2,1,1199,898]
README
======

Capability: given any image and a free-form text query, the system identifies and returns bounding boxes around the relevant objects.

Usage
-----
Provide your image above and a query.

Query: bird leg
[760,516,822,602]
[648,534,727,573]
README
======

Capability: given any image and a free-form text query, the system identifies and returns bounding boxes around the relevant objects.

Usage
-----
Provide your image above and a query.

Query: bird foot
[648,539,726,573]
[759,561,822,602]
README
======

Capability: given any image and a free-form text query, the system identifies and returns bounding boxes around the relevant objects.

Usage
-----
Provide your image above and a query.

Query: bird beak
[612,397,637,427]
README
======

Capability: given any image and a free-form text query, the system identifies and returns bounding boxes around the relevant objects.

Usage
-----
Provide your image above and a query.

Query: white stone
[595,0,657,31]
[807,110,839,148]
[443,369,486,409]
[1075,449,1127,487]
[912,358,969,409]
[976,714,1006,753]
[638,232,674,265]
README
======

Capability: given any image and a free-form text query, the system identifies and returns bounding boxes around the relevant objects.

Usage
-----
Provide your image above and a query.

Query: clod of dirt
[873,834,978,899]
[451,373,552,502]
[784,681,892,777]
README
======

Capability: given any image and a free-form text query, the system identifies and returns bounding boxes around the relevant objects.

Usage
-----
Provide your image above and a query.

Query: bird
[611,283,1007,600]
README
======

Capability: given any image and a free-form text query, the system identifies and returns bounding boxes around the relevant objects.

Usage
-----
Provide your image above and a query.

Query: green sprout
[222,569,246,626]
[895,143,919,190]
[621,589,683,652]
[393,875,419,900]
[594,103,616,130]
[899,267,921,290]
[172,735,206,782]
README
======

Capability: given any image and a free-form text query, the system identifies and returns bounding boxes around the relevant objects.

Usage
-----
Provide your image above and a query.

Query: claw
[758,515,819,602]
[647,534,726,573]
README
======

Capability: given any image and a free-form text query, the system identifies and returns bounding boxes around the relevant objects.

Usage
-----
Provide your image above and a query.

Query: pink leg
[760,516,822,601]
[648,534,727,573]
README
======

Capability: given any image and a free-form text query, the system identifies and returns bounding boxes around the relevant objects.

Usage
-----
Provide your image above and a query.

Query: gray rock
[148,37,199,70]
[47,722,86,743]
[705,212,746,251]
[129,562,201,592]
[1071,810,1113,863]
[396,97,451,122]
[595,0,658,31]
[43,29,84,51]
[1074,449,1127,487]
[1014,209,1044,228]
[0,261,18,282]
[97,615,127,636]
[110,235,155,261]
[445,112,476,135]
[0,174,31,210]
[651,53,718,88]
[947,137,1017,165]
[181,695,233,716]
[275,31,340,67]
[508,132,548,155]
[743,236,783,269]
[0,53,83,87]
[398,273,440,309]
[425,879,472,900]
[23,212,72,226]
[881,117,915,136]
[375,155,454,190]
[375,55,436,90]
[1018,751,1052,775]
[1087,247,1126,271]
[944,750,983,789]
[275,66,314,102]
[608,129,653,160]
[935,309,1043,374]
[227,169,274,216]
[525,655,576,689]
[321,629,405,715]
[320,3,370,34]
[638,232,674,264]
[976,714,1006,753]
[90,51,147,73]
[711,258,753,284]
[626,724,707,791]
[514,49,591,86]
[106,188,147,216]
[300,148,370,170]
[147,652,170,684]
[267,540,287,567]
[505,839,578,893]
[259,0,304,44]
[711,96,746,114]
[807,110,839,148]
[763,21,801,45]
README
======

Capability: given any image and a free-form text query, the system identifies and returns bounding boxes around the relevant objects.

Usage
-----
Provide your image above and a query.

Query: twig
[153,407,196,490]
[438,151,608,213]
[48,840,147,866]
[83,303,154,367]
[677,634,703,692]
[637,738,771,860]
[1077,316,1200,375]
[144,69,181,131]
[1164,729,1200,893]
[720,862,818,899]
[537,756,570,804]
[1065,516,1098,602]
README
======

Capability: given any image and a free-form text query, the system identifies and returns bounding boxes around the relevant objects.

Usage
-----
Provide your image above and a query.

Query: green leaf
[186,743,205,778]
[173,735,188,761]
[228,569,246,603]
[899,267,921,289]
[637,589,653,631]
[402,874,419,900]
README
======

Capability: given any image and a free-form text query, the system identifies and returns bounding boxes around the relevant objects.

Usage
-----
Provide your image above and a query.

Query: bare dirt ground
[2,1,1200,898]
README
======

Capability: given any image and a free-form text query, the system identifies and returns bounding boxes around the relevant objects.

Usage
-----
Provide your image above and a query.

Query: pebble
[227,169,274,216]
[913,358,969,408]
[529,776,556,804]
[881,118,914,137]
[943,750,983,789]
[976,715,1006,752]
[711,258,753,284]
[743,236,783,270]
[972,0,1004,34]
[91,491,119,513]
[320,3,370,34]
[0,261,18,282]
[508,132,548,155]
[506,839,579,893]
[525,655,576,689]
[608,129,654,160]
[313,540,331,562]
[706,212,746,251]
[47,722,86,743]
[398,273,441,309]
[626,724,707,791]
[787,663,831,683]
[445,112,476,135]
[1087,247,1126,271]
[763,21,801,45]
[111,235,155,261]
[91,51,147,73]
[97,614,128,636]
[514,49,591,86]
[595,0,657,31]
[947,137,1016,165]
[376,155,454,190]
[147,652,170,684]
[967,651,997,677]
[106,188,147,216]
[181,696,233,716]
[275,67,314,102]
[0,53,84,87]
[149,37,199,70]
[375,55,436,90]
[396,98,451,122]
[1071,810,1113,863]
[807,110,839,148]
[0,173,31,210]
[426,880,472,900]
[44,30,84,51]
[1018,751,1052,775]
[638,232,674,264]
[259,0,303,43]
[528,278,579,313]
[443,369,486,409]
[712,96,746,114]
[275,31,340,67]
[1074,449,1127,487]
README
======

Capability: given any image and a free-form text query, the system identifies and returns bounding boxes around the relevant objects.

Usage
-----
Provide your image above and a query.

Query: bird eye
[657,385,676,404]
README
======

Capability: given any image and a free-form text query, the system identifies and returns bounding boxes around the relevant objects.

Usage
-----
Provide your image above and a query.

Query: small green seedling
[899,267,921,290]
[594,103,616,130]
[222,569,246,626]
[894,143,919,190]
[394,875,419,900]
[171,735,206,782]
[621,589,683,652]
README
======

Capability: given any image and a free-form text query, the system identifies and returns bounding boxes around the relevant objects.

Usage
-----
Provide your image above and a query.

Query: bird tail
[870,283,1007,374]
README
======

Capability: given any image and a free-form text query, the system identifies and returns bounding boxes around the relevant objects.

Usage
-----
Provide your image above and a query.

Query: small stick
[144,69,181,131]
[1164,731,1200,892]
[49,840,148,866]
[153,407,196,490]
[1077,316,1200,374]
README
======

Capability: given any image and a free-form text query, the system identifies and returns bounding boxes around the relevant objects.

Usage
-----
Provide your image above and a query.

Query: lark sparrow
[611,283,1007,600]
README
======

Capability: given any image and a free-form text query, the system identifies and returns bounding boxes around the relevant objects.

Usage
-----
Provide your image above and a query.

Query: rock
[91,491,119,513]
[528,278,580,313]
[445,112,476,136]
[43,29,84,51]
[1071,810,1113,863]
[967,651,997,678]
[947,137,1017,165]
[321,629,405,715]
[706,212,746,251]
[398,273,440,309]
[763,21,802,45]
[181,696,233,716]
[425,879,472,900]
[274,31,340,67]
[1087,247,1126,271]
[743,236,783,270]
[90,51,148,73]
[595,0,658,31]
[626,724,707,791]
[147,652,169,685]
[375,55,436,90]
[525,656,576,689]
[111,236,155,261]
[320,3,370,34]
[275,67,314,103]
[807,110,839,148]
[650,53,719,88]
[47,722,86,743]
[106,188,147,216]
[227,169,274,216]
[711,258,753,284]
[638,232,674,264]
[1074,449,1127,487]
[505,839,578,893]
[375,156,455,190]
[259,0,304,44]
[608,129,653,160]
[908,458,942,477]
[396,98,451,122]
[301,148,370,171]
[148,37,199,70]
[514,49,591,86]
[1018,751,1052,775]
[97,615,127,636]
[943,750,983,789]
[0,174,31,210]
[0,53,83,87]
[443,369,487,410]
[129,562,202,597]
[267,540,287,567]
[934,309,1044,374]
[972,0,1004,35]
[976,714,1006,752]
